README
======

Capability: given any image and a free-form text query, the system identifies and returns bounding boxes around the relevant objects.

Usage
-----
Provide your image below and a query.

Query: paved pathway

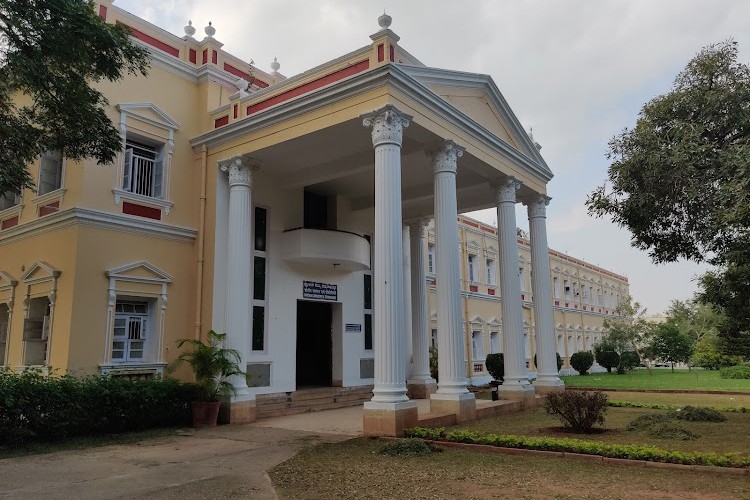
[0,426,348,500]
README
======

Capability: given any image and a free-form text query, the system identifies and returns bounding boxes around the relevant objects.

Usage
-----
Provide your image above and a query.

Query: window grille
[113,301,148,362]
[123,142,163,198]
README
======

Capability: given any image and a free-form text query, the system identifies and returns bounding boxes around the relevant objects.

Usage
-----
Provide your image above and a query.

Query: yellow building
[0,2,628,434]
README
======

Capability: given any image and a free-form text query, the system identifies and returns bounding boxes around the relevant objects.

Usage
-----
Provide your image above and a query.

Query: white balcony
[280,228,371,272]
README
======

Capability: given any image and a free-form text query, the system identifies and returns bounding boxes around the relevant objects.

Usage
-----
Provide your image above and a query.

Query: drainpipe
[194,145,208,340]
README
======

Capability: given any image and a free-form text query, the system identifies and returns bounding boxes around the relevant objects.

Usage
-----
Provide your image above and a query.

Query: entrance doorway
[296,300,333,387]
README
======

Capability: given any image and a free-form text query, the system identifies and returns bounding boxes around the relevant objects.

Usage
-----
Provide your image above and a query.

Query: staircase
[255,385,373,419]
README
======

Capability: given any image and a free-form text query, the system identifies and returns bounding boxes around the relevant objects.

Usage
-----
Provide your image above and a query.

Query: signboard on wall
[303,281,338,301]
[345,323,361,332]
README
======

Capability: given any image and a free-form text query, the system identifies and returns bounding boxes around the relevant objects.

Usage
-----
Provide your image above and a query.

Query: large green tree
[603,295,653,373]
[646,323,692,372]
[0,0,149,195]
[587,40,750,357]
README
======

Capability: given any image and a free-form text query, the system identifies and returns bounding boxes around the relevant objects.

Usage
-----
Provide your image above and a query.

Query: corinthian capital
[525,194,552,219]
[361,105,412,147]
[428,140,464,175]
[219,155,259,188]
[494,177,520,204]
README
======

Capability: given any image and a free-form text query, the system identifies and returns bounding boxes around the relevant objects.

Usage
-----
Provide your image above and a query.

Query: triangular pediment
[0,271,18,291]
[117,102,179,131]
[487,317,501,327]
[21,262,60,283]
[399,66,551,176]
[107,261,173,283]
[469,315,485,325]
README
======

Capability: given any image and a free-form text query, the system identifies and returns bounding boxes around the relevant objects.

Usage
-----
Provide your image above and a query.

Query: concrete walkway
[0,426,348,500]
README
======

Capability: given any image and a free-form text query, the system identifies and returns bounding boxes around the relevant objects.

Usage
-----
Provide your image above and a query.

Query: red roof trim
[118,22,179,58]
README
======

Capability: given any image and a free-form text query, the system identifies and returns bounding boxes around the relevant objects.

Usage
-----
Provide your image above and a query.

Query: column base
[533,378,565,394]
[498,383,536,401]
[363,401,419,437]
[407,379,437,399]
[429,392,477,422]
[218,397,256,424]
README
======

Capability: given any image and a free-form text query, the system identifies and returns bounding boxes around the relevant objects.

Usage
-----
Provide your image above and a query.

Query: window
[38,150,63,195]
[427,243,435,274]
[553,277,560,299]
[0,303,8,366]
[486,259,496,285]
[0,192,20,211]
[112,301,148,361]
[364,273,373,350]
[23,297,51,366]
[563,279,570,299]
[519,267,525,292]
[468,254,477,282]
[490,331,500,354]
[123,141,164,199]
[431,329,437,349]
[252,207,268,351]
[471,331,483,361]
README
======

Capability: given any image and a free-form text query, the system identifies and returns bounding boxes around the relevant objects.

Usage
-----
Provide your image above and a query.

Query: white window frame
[251,205,270,353]
[19,262,60,368]
[519,266,525,292]
[122,141,164,199]
[37,150,65,197]
[490,330,500,354]
[112,301,149,362]
[486,258,496,285]
[113,103,178,214]
[468,254,477,283]
[427,243,435,274]
[471,330,483,361]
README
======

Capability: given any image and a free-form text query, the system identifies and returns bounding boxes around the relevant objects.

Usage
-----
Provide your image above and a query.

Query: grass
[270,438,749,500]
[605,391,750,408]
[453,405,750,455]
[561,369,750,392]
[0,427,182,459]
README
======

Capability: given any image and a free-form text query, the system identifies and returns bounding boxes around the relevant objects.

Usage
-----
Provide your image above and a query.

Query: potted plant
[168,330,245,428]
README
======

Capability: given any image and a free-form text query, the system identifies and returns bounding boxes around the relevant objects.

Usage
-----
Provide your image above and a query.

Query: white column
[526,195,565,391]
[362,105,413,405]
[402,224,413,379]
[495,178,535,398]
[220,156,255,400]
[407,219,437,395]
[431,141,470,396]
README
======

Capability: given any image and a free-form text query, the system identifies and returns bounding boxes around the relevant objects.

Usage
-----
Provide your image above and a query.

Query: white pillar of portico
[406,219,437,399]
[495,178,535,400]
[219,155,257,422]
[429,140,476,421]
[526,195,565,392]
[361,105,418,436]
[402,224,414,380]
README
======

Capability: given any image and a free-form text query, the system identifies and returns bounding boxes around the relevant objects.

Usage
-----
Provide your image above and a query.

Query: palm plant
[168,330,245,402]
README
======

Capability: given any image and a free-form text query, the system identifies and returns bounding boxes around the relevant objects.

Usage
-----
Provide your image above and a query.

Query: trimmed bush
[618,351,640,372]
[570,352,594,375]
[626,413,672,431]
[485,353,504,381]
[644,422,699,440]
[405,427,750,468]
[593,346,620,373]
[720,364,750,379]
[670,406,727,422]
[379,438,433,457]
[0,369,199,445]
[544,390,608,432]
[534,353,563,372]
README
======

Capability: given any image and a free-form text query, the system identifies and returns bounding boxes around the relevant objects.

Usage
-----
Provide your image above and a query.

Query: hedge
[405,427,750,468]
[0,369,200,444]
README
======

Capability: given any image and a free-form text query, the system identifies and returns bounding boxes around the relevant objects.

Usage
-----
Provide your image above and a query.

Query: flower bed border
[405,427,750,471]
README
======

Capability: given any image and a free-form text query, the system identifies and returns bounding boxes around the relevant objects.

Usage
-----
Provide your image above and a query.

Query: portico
[190,16,563,434]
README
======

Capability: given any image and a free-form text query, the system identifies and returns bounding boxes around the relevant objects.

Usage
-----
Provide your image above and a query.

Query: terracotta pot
[192,401,221,428]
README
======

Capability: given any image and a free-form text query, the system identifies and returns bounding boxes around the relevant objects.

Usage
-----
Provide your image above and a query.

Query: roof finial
[184,20,196,38]
[270,57,280,75]
[378,12,392,29]
[204,21,216,38]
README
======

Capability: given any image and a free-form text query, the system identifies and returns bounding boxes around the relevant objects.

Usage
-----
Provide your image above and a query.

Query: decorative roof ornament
[270,57,280,75]
[527,127,542,151]
[378,11,392,29]
[184,20,196,38]
[235,77,249,97]
[204,21,216,38]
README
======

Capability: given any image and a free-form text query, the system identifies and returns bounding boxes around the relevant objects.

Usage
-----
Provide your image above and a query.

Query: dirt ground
[0,426,346,500]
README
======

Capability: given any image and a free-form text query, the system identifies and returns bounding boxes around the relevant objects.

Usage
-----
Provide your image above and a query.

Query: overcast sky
[117,0,750,315]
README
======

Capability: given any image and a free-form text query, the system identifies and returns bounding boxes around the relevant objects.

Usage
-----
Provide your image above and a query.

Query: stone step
[256,399,366,419]
[417,411,457,428]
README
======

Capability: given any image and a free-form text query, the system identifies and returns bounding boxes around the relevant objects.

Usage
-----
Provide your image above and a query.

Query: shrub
[534,353,563,371]
[618,351,640,372]
[720,364,750,379]
[570,352,594,375]
[379,438,433,457]
[626,413,672,431]
[644,422,699,440]
[670,406,727,422]
[0,370,198,445]
[593,345,620,373]
[429,346,439,382]
[544,390,608,432]
[485,353,504,381]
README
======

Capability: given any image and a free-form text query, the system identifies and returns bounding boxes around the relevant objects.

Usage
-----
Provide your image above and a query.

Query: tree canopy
[587,40,750,264]
[0,0,149,195]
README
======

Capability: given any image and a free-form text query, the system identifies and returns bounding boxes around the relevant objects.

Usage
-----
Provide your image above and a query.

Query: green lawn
[270,438,749,500]
[606,391,750,408]
[561,368,750,392]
